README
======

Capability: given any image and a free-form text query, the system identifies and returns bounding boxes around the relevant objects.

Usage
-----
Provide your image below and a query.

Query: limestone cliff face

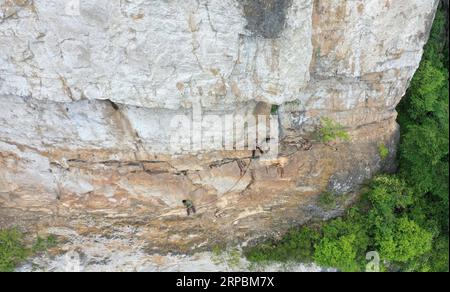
[0,0,438,252]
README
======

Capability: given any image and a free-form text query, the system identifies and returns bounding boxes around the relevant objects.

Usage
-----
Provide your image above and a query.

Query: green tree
[314,235,360,272]
[314,218,368,272]
[376,217,433,263]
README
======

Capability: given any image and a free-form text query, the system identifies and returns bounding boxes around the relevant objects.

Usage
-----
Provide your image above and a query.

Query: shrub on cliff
[315,118,350,144]
[0,229,29,272]
[378,144,389,160]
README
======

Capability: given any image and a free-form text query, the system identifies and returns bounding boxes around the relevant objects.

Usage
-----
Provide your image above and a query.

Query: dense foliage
[246,5,449,272]
[316,118,351,143]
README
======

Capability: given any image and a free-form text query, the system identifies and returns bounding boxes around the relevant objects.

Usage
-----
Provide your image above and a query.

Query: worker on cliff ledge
[182,199,196,216]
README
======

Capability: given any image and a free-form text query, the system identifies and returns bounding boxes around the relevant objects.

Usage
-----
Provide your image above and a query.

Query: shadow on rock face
[239,0,293,39]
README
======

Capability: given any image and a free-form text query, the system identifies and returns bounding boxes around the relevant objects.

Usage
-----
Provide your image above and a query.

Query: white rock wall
[0,0,313,108]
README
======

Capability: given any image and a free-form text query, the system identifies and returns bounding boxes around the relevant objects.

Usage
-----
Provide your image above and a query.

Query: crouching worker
[182,199,196,216]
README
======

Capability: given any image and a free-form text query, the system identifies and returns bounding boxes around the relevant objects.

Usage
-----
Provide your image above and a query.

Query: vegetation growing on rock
[0,229,57,272]
[318,192,337,210]
[378,144,389,160]
[0,229,29,272]
[315,118,351,144]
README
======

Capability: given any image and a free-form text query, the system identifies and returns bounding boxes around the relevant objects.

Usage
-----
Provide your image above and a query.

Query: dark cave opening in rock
[238,0,293,39]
